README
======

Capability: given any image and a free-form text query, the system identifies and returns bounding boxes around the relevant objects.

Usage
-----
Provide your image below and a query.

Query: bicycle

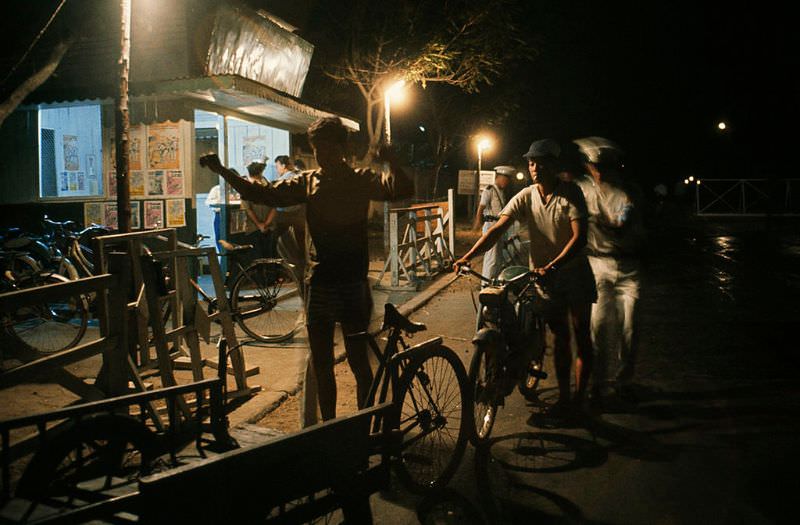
[181,235,303,344]
[348,303,471,493]
[458,264,548,445]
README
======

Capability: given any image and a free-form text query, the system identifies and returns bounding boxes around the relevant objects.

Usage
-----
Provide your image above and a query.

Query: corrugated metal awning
[23,75,359,133]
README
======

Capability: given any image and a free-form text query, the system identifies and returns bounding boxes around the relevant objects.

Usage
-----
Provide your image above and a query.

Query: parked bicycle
[179,235,303,344]
[348,303,470,492]
[1,250,89,355]
[458,264,548,445]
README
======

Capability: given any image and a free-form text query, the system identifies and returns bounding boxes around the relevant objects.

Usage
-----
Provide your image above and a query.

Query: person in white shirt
[574,138,645,405]
[455,139,597,419]
[473,166,514,280]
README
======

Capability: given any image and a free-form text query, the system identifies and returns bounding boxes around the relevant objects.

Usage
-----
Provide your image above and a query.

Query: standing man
[269,155,307,290]
[574,138,645,405]
[473,165,515,280]
[455,139,597,418]
[201,117,413,421]
[241,160,275,259]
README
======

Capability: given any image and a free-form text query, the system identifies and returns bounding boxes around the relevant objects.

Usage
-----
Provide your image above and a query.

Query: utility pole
[115,0,132,232]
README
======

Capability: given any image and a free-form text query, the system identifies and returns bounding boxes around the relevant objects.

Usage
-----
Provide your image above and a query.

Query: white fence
[696,178,800,216]
[376,189,455,290]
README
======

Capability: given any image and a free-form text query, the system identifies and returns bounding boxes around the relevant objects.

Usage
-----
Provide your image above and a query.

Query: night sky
[3,1,797,188]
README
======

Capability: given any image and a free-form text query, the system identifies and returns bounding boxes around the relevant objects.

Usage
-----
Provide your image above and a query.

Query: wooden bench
[137,403,394,524]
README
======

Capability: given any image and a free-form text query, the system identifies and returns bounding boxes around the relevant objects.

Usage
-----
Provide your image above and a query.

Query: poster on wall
[242,135,267,165]
[130,125,144,170]
[131,200,141,229]
[147,170,164,196]
[76,172,85,191]
[130,170,145,197]
[60,172,69,192]
[147,123,180,169]
[84,202,103,227]
[68,172,77,191]
[165,170,183,196]
[86,154,98,194]
[107,171,117,197]
[229,209,247,234]
[165,199,186,228]
[144,200,163,229]
[104,202,118,230]
[63,134,80,171]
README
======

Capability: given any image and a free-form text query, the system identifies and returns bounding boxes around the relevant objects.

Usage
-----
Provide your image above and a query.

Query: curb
[235,259,473,425]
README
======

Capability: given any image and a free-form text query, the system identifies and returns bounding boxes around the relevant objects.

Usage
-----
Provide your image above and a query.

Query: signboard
[457,170,495,195]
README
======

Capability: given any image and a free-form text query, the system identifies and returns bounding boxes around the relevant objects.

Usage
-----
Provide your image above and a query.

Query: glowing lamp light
[717,121,727,130]
[477,137,492,153]
[386,79,406,103]
[418,125,426,132]
[684,179,690,185]
[688,176,695,182]
[516,171,525,181]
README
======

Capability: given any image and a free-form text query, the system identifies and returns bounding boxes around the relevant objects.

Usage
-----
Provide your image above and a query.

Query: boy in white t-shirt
[455,139,597,418]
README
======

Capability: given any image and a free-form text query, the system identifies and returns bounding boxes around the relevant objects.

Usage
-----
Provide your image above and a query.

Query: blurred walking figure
[472,165,515,280]
[574,137,645,405]
[242,159,276,259]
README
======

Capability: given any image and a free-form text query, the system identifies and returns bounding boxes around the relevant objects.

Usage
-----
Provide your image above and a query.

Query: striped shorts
[306,280,373,328]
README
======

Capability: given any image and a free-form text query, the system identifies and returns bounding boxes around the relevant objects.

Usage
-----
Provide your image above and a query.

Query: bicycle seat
[4,237,33,250]
[382,303,426,333]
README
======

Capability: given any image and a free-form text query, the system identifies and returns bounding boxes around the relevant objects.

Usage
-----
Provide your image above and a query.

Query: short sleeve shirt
[575,175,643,257]
[501,182,587,268]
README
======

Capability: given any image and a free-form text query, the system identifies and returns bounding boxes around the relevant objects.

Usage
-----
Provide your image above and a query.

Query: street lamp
[384,79,406,144]
[717,121,727,131]
[474,135,493,212]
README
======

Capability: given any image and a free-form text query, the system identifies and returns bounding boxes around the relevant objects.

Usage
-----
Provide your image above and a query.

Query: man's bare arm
[538,217,587,274]
[454,215,513,272]
[200,153,305,207]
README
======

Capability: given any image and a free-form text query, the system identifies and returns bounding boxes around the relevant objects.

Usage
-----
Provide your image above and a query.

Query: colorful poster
[242,135,267,165]
[63,134,80,171]
[86,154,97,194]
[84,202,103,227]
[107,171,117,197]
[130,170,145,197]
[131,200,141,229]
[165,170,183,196]
[130,125,144,170]
[104,202,118,230]
[76,172,85,191]
[60,172,69,191]
[144,200,163,229]
[165,199,186,228]
[68,172,77,191]
[147,123,180,169]
[147,170,164,196]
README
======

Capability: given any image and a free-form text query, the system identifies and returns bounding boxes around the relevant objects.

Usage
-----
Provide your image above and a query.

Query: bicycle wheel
[518,318,547,400]
[390,345,470,493]
[469,342,499,446]
[6,273,88,353]
[16,414,157,501]
[231,259,303,343]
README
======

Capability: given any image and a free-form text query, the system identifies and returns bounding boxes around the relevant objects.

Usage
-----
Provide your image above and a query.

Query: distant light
[418,125,426,132]
[717,121,727,130]
[697,180,702,185]
[476,137,492,153]
[688,176,695,182]
[684,179,690,185]
[516,171,525,181]
[385,79,407,103]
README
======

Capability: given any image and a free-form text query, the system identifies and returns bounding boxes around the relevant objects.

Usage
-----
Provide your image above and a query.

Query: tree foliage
[303,0,534,163]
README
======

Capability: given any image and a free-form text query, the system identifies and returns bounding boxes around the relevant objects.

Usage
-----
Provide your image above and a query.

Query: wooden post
[115,0,132,232]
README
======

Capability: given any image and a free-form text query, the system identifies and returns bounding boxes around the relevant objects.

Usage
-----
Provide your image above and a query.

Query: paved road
[370,222,800,524]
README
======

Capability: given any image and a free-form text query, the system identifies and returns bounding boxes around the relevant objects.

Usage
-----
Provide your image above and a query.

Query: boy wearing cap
[200,117,413,422]
[455,139,597,418]
[473,166,514,279]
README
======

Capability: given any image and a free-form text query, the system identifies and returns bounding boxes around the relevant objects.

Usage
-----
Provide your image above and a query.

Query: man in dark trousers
[201,117,413,421]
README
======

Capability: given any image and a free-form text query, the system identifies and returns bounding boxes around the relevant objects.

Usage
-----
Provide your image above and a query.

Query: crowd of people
[201,116,644,425]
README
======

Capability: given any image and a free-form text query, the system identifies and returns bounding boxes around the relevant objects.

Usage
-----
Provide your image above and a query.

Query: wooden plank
[206,252,248,391]
[0,274,114,312]
[0,337,115,388]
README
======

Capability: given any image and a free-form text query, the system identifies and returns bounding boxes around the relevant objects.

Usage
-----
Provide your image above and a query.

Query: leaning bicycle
[459,265,548,445]
[349,303,471,493]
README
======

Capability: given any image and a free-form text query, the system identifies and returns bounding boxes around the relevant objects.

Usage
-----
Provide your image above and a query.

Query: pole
[383,95,391,254]
[474,148,482,216]
[114,0,132,232]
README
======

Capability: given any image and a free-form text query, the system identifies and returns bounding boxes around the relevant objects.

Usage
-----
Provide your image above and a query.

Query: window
[39,104,103,198]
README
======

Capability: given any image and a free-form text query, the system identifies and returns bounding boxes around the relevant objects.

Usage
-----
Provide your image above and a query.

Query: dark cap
[522,139,561,160]
[493,165,516,178]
